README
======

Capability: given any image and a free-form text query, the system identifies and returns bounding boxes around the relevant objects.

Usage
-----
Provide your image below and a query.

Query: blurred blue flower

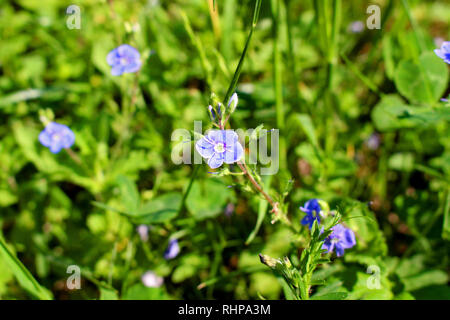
[366,133,381,151]
[107,44,142,76]
[195,130,244,169]
[434,41,450,64]
[141,271,163,288]
[136,224,149,242]
[39,122,75,154]
[224,203,235,217]
[300,199,321,229]
[164,238,180,260]
[348,21,364,34]
[322,224,356,257]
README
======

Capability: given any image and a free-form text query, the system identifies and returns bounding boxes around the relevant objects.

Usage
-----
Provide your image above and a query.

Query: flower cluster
[300,199,356,257]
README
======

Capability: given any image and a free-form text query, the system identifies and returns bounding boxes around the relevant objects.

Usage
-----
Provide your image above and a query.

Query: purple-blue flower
[322,224,356,257]
[106,44,142,76]
[300,199,321,229]
[195,130,244,169]
[164,238,180,260]
[434,41,450,64]
[39,122,75,154]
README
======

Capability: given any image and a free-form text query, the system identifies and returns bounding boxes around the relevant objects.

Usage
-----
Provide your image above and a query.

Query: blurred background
[0,0,449,299]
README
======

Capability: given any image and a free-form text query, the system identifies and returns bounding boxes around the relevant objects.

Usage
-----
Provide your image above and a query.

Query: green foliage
[0,0,448,300]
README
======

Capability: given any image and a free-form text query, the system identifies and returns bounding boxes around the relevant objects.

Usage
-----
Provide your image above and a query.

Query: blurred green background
[0,0,449,300]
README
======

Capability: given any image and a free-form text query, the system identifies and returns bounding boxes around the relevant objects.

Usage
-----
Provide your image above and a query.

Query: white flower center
[53,134,61,141]
[214,143,225,153]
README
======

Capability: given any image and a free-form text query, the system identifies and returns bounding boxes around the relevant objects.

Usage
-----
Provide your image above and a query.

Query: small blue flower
[434,41,450,64]
[39,122,75,154]
[195,130,244,169]
[106,44,142,76]
[322,224,356,257]
[300,199,321,229]
[164,238,180,260]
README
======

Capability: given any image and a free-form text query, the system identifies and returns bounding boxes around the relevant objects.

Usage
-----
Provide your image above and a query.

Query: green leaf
[372,95,426,131]
[394,52,449,104]
[117,175,140,214]
[0,236,52,300]
[186,180,232,220]
[136,193,182,223]
[402,270,448,292]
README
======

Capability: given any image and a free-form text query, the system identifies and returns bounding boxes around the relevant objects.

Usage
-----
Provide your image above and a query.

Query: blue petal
[106,49,119,66]
[49,141,63,154]
[123,61,142,73]
[335,244,345,257]
[195,137,215,159]
[342,228,356,249]
[118,44,140,60]
[38,130,52,147]
[207,152,224,169]
[224,140,243,164]
[206,130,225,144]
[111,65,124,76]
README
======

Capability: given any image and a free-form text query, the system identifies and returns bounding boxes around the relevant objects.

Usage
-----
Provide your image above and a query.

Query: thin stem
[237,161,277,210]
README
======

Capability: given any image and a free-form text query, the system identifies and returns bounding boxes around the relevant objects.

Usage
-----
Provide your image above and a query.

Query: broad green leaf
[394,52,449,104]
[372,95,426,131]
[186,179,232,220]
[136,193,182,223]
[402,270,448,292]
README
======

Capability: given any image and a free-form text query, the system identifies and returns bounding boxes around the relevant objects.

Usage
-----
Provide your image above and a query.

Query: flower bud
[259,254,281,269]
[227,92,238,113]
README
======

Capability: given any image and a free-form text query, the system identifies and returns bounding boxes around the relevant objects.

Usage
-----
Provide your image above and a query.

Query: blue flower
[39,122,75,154]
[300,199,321,229]
[195,130,244,169]
[164,238,180,260]
[434,41,450,64]
[106,44,142,76]
[322,224,356,257]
